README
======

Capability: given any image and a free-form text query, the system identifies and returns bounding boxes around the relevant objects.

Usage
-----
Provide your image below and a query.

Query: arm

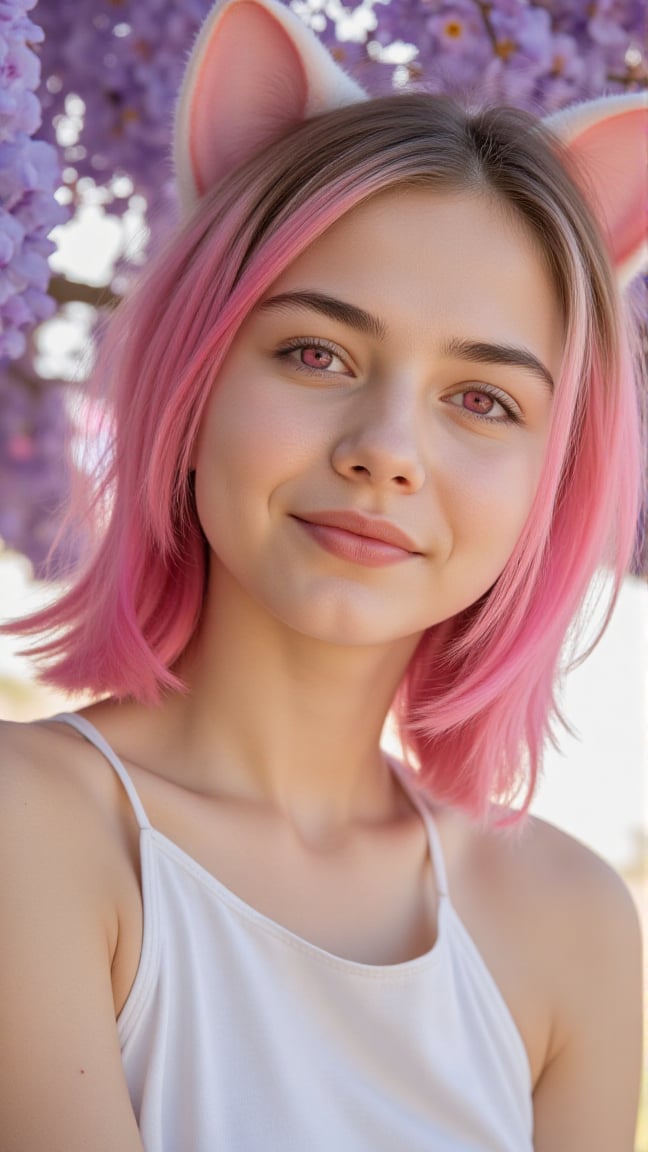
[532,850,643,1152]
[0,723,145,1152]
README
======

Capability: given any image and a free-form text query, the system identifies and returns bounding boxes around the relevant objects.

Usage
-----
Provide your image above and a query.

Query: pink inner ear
[189,2,308,196]
[570,109,647,268]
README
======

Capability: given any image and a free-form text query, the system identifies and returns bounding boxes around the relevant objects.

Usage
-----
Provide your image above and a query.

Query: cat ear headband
[174,0,647,287]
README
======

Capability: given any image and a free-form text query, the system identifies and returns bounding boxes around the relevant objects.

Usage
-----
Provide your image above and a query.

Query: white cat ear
[174,0,367,216]
[545,93,647,287]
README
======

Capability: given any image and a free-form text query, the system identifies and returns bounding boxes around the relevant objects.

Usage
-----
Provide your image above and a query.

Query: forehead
[264,187,565,377]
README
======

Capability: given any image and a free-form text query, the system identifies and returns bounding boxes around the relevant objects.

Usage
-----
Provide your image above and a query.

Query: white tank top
[53,712,533,1151]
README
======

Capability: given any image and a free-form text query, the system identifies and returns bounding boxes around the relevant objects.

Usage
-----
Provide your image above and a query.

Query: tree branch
[48,274,122,311]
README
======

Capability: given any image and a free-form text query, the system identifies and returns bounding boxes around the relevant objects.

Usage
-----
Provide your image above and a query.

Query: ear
[174,0,367,216]
[544,93,647,287]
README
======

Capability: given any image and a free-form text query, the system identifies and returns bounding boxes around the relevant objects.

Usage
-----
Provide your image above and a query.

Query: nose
[330,381,426,493]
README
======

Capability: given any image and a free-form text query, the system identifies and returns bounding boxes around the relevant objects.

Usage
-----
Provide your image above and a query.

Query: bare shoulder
[0,716,86,835]
[453,802,639,932]
[0,716,145,1149]
[494,812,640,967]
[0,714,137,938]
[0,711,88,783]
[514,818,642,1149]
[497,808,636,902]
[2,713,105,819]
[441,806,642,1148]
[461,808,642,1005]
[510,812,641,1029]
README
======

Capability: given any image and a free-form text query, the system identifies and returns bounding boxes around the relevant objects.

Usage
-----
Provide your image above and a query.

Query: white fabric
[53,712,533,1151]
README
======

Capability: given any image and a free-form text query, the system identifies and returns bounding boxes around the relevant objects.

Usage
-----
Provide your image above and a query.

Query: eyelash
[275,338,521,425]
[449,384,521,425]
[276,337,351,375]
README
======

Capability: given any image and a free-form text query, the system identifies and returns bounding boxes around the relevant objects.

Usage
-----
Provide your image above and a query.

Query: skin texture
[193,188,560,655]
[0,189,642,1150]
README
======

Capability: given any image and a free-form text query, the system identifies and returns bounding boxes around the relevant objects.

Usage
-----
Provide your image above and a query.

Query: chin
[266,583,435,650]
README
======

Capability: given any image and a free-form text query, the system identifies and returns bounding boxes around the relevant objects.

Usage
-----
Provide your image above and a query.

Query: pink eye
[278,339,351,376]
[301,346,334,369]
[463,389,495,415]
[445,385,517,423]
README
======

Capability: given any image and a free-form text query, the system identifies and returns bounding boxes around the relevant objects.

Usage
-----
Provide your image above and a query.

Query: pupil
[467,391,491,412]
[303,347,331,368]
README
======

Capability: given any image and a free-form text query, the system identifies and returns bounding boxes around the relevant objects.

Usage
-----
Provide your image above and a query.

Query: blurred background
[0,0,646,1144]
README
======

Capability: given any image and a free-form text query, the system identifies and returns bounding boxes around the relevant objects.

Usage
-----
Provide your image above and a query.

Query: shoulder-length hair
[12,95,644,821]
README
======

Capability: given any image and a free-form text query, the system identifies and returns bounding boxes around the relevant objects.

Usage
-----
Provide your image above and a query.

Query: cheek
[203,411,312,495]
[445,436,547,562]
[192,377,319,533]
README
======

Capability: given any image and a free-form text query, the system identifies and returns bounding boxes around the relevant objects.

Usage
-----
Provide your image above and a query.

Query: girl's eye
[277,339,351,376]
[446,386,520,424]
[301,346,335,370]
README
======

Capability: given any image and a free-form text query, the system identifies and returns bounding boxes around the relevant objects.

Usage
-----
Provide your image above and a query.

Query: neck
[159,565,421,838]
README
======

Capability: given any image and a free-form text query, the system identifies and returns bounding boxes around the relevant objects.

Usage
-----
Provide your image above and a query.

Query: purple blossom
[314,0,645,102]
[0,366,74,574]
[0,0,69,569]
[0,2,66,362]
[0,1,42,141]
[37,0,211,239]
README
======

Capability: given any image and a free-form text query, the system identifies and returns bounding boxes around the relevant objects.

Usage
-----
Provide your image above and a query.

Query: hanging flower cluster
[307,0,645,108]
[0,0,67,360]
[0,0,71,574]
[37,0,212,232]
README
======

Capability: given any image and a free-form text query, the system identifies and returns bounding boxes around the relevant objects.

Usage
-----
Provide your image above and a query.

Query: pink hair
[9,97,644,821]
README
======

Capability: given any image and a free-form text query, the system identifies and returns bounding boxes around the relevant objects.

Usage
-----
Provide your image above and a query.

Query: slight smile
[292,510,422,568]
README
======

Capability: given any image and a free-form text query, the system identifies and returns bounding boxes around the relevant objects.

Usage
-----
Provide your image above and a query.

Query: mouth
[292,510,422,566]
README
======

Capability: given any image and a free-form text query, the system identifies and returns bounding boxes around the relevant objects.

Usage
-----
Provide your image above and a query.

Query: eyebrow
[258,291,387,341]
[258,290,554,393]
[442,337,555,394]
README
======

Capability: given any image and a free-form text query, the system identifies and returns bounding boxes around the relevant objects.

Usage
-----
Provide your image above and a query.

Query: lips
[293,510,421,554]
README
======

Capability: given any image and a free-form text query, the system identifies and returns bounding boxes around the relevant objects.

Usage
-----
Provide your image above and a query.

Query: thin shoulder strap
[50,712,151,832]
[388,757,449,899]
[418,801,450,898]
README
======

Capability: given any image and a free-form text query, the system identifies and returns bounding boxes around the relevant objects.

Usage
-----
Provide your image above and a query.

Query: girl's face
[193,187,564,648]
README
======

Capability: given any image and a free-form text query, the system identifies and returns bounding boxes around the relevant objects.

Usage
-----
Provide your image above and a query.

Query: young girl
[1,1,646,1148]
